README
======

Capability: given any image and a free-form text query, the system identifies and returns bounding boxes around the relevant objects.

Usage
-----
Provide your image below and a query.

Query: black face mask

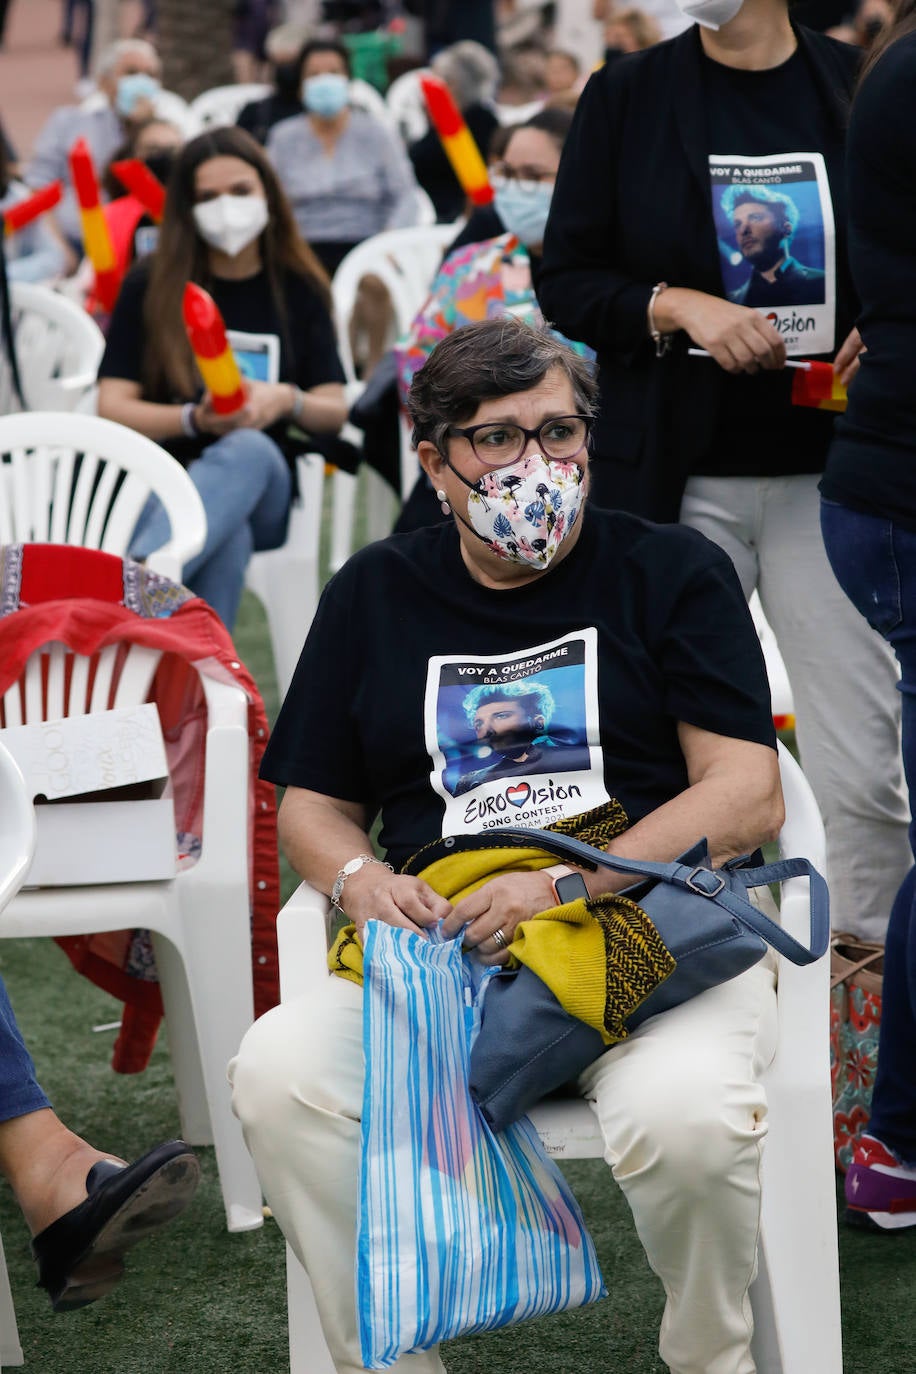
[143,150,176,186]
[273,60,303,100]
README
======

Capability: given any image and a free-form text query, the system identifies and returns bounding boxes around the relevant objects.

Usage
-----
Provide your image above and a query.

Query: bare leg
[0,1108,124,1235]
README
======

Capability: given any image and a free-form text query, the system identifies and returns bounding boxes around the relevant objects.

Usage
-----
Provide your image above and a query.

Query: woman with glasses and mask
[538,0,911,948]
[394,108,592,530]
[230,315,784,1374]
[96,125,348,630]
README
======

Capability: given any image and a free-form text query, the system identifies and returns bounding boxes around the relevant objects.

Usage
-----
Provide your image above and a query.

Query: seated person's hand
[193,390,250,436]
[236,380,294,431]
[343,866,452,940]
[442,870,557,966]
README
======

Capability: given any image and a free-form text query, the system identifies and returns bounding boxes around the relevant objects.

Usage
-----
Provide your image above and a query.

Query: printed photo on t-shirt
[424,629,609,836]
[226,329,280,384]
[709,153,836,355]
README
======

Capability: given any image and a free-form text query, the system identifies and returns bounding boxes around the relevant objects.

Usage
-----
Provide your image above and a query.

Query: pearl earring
[436,488,450,516]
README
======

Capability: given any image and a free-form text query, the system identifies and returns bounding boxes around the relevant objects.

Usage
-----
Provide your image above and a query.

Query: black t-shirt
[821,34,916,528]
[98,260,345,466]
[261,508,776,870]
[697,46,853,477]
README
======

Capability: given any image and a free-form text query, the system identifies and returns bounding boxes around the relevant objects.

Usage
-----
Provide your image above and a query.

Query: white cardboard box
[1,704,177,886]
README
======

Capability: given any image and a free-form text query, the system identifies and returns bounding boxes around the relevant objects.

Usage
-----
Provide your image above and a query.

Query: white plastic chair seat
[275,741,841,1374]
[0,641,263,1236]
[1,283,105,415]
[0,411,206,584]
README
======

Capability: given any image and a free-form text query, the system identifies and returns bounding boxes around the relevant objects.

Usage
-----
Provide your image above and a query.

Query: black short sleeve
[97,263,149,384]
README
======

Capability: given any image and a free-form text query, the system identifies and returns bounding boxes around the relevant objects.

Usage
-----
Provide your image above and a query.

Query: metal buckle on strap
[685,867,725,897]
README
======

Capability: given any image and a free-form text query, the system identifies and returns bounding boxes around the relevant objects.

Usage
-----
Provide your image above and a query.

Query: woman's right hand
[341,866,453,940]
[193,391,249,437]
[659,288,787,374]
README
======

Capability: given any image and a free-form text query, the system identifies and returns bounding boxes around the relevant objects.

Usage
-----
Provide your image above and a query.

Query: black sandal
[31,1139,200,1312]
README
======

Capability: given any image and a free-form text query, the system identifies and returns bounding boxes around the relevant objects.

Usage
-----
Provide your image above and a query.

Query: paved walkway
[0,0,143,160]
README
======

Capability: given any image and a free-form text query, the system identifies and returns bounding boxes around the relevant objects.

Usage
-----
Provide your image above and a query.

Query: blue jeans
[0,972,51,1124]
[130,428,292,629]
[821,498,916,1161]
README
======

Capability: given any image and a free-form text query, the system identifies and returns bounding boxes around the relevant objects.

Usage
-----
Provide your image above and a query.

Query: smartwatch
[545,864,589,906]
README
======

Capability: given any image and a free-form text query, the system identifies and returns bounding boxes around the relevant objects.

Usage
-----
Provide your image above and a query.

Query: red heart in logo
[506,783,531,806]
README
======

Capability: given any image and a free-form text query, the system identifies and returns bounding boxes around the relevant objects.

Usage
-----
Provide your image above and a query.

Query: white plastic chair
[329,224,457,570]
[750,592,796,731]
[0,638,264,1235]
[188,82,272,129]
[0,412,206,584]
[0,743,35,1368]
[244,452,324,700]
[348,78,396,129]
[1,284,105,415]
[275,741,841,1374]
[385,67,432,145]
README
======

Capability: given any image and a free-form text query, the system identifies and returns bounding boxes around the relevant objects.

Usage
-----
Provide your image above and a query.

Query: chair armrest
[187,673,250,884]
[277,882,335,1002]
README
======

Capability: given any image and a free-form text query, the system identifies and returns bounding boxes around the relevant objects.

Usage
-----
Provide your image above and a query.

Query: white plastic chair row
[275,742,841,1374]
[188,78,396,133]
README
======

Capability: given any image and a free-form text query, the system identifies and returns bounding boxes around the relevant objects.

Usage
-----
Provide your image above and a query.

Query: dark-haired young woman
[97,125,347,629]
[820,6,916,1232]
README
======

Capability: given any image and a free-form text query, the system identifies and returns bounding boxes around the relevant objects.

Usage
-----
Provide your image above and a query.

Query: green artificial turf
[1,555,914,1371]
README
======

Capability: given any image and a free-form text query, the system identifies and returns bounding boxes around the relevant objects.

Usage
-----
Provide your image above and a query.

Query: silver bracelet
[180,401,199,438]
[648,281,672,358]
[331,854,393,909]
[289,385,305,424]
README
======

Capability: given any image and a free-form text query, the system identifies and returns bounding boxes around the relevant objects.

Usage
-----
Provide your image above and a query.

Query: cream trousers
[681,472,911,942]
[229,961,778,1374]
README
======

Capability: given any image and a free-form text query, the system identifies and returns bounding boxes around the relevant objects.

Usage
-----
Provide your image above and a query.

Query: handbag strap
[497,826,830,966]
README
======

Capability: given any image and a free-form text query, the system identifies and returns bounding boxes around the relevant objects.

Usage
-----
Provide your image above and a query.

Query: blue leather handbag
[468,829,830,1133]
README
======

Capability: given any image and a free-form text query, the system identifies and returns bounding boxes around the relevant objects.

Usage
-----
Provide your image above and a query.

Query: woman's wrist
[287,383,305,424]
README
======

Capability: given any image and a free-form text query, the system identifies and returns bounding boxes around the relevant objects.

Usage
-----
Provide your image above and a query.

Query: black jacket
[538,25,860,520]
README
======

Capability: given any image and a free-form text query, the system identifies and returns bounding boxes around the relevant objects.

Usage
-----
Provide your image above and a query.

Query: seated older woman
[229,316,784,1374]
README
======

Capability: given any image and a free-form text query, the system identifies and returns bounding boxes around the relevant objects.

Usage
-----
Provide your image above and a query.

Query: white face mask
[675,0,744,29]
[446,452,585,570]
[192,193,269,257]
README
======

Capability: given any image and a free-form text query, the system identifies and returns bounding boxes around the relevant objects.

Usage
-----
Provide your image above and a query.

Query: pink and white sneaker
[845,1134,916,1231]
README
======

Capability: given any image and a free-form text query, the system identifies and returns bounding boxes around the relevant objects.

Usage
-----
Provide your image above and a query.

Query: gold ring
[491,927,508,951]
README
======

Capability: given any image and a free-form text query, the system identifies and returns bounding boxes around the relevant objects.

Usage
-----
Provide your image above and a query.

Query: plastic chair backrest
[348,78,396,128]
[0,412,206,582]
[189,82,272,129]
[1,283,105,414]
[0,640,163,731]
[385,68,432,144]
[332,224,457,385]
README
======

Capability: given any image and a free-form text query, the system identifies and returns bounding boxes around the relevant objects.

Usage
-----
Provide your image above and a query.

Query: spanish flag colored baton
[3,182,63,236]
[688,349,847,412]
[182,282,247,415]
[110,159,166,223]
[68,138,121,312]
[419,74,494,207]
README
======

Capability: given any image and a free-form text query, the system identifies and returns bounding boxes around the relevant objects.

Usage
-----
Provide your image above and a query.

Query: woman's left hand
[834,326,866,388]
[441,870,557,966]
[237,380,294,431]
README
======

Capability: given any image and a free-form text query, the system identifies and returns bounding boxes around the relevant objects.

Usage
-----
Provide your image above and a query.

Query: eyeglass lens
[471,417,588,465]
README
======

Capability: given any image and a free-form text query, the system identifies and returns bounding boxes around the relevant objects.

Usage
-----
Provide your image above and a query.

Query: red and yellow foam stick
[110,159,166,223]
[3,182,63,236]
[68,137,121,311]
[790,360,847,412]
[182,282,247,415]
[420,74,494,207]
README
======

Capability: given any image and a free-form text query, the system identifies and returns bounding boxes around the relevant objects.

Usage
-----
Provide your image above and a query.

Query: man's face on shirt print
[472,699,544,760]
[731,201,789,271]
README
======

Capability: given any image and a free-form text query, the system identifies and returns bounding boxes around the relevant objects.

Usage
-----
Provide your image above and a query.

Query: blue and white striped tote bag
[357,920,607,1370]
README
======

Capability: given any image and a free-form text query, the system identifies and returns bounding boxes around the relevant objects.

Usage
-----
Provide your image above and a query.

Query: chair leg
[152,928,264,1233]
[287,1244,336,1374]
[750,1084,843,1373]
[0,1232,24,1367]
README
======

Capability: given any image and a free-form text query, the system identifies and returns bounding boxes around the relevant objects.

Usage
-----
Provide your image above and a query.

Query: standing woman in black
[538,0,911,945]
[820,8,916,1231]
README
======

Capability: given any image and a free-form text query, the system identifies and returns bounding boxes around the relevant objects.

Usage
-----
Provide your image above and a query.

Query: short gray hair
[95,38,161,79]
[407,316,599,454]
[432,41,500,109]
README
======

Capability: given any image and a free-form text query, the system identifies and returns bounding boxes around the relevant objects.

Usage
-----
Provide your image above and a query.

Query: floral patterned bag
[830,935,884,1172]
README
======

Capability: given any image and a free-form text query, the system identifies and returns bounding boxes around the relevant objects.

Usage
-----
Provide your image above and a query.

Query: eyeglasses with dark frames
[447,414,593,467]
